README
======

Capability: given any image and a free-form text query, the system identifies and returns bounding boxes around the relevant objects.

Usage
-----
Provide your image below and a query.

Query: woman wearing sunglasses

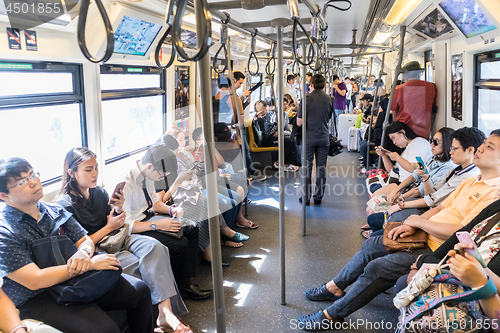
[371,122,433,197]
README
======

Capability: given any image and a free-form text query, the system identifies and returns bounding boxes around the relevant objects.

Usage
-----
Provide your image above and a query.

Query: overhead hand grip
[155,26,177,69]
[213,12,230,75]
[172,0,212,62]
[292,19,315,66]
[247,30,260,76]
[77,0,114,63]
[265,41,277,75]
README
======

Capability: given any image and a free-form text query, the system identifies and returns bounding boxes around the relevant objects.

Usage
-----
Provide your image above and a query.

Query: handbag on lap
[383,222,428,253]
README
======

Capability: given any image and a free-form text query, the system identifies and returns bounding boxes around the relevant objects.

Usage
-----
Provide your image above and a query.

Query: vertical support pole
[366,53,385,171]
[379,27,406,169]
[301,43,307,236]
[198,53,227,333]
[226,38,249,217]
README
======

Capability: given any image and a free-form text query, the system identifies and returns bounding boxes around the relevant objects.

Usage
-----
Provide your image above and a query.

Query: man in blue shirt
[0,157,153,333]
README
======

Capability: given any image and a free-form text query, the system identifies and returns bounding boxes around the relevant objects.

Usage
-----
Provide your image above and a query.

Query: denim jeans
[303,142,330,202]
[201,189,240,229]
[325,235,431,318]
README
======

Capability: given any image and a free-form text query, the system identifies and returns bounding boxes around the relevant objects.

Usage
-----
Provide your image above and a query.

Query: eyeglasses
[450,146,462,152]
[156,170,170,179]
[9,172,40,188]
[430,139,442,146]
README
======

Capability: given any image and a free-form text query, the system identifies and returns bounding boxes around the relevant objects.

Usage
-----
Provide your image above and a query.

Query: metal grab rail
[172,0,212,62]
[213,12,231,75]
[77,0,114,63]
[155,26,177,69]
[247,30,260,75]
[265,41,277,75]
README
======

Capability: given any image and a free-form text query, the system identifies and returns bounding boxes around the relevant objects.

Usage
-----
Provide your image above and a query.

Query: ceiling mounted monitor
[435,0,498,44]
[412,7,453,39]
[113,16,163,56]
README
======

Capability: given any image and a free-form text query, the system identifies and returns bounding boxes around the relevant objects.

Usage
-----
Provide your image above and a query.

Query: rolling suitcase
[337,114,357,146]
[348,127,360,152]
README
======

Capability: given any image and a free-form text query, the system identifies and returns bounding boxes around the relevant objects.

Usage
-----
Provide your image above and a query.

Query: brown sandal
[236,220,259,229]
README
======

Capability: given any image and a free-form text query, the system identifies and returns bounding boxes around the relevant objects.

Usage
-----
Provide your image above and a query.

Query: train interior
[1,0,500,331]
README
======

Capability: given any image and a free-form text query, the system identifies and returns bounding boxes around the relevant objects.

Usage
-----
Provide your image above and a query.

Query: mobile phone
[110,181,125,203]
[455,231,487,267]
[249,81,264,92]
[415,156,429,174]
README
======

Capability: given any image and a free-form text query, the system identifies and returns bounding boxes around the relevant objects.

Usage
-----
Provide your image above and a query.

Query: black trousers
[19,275,154,333]
[140,225,199,286]
[262,135,297,165]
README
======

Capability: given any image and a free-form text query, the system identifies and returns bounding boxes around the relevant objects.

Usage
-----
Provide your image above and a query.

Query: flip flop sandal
[236,220,259,229]
[360,223,371,230]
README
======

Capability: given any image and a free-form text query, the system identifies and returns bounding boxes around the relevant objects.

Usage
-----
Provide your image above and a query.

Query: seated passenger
[56,148,208,331]
[0,158,154,333]
[388,127,485,218]
[191,127,257,229]
[252,100,299,171]
[161,130,250,242]
[372,121,433,195]
[297,130,500,331]
[366,127,456,217]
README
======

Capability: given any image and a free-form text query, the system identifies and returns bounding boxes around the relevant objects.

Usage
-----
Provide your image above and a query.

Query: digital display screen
[114,16,162,56]
[438,0,496,38]
[413,8,453,39]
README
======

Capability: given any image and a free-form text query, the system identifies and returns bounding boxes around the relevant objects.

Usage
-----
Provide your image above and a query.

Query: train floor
[181,151,400,333]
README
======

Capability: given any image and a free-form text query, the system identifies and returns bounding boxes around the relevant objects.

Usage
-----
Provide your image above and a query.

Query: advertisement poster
[174,119,189,146]
[451,53,463,121]
[175,65,190,120]
[24,30,37,51]
[7,28,21,50]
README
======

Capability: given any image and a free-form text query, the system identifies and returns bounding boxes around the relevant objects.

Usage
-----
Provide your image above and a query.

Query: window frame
[100,64,166,165]
[473,49,500,130]
[0,60,86,186]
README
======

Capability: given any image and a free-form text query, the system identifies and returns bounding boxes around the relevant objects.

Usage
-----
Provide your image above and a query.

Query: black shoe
[201,257,230,267]
[299,197,310,205]
[314,199,322,205]
[179,283,213,300]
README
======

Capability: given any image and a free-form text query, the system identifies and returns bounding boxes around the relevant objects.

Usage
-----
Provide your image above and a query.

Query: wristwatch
[150,221,156,230]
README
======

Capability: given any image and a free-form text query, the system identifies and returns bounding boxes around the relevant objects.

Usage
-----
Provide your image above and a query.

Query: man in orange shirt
[297,130,500,331]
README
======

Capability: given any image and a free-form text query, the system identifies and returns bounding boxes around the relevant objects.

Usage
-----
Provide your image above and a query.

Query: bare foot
[223,240,243,248]
[174,323,192,333]
[157,312,180,333]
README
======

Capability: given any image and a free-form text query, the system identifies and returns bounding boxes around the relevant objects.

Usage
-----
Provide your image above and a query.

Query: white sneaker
[273,161,279,169]
[285,165,299,172]
[359,168,367,174]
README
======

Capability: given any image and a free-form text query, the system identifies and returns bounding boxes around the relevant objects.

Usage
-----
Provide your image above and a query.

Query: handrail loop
[172,0,212,62]
[155,0,178,69]
[213,12,231,75]
[247,30,260,75]
[77,0,114,63]
[265,41,277,75]
[292,19,315,66]
[291,59,299,75]
[309,39,323,71]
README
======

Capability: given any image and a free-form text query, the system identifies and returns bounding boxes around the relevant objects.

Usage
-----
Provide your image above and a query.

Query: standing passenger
[332,75,347,136]
[297,74,334,205]
[284,74,298,104]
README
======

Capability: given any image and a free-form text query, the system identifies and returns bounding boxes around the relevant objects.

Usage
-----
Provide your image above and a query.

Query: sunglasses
[430,139,442,146]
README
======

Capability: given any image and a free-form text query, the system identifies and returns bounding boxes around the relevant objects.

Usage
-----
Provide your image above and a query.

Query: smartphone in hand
[416,156,429,174]
[455,231,487,267]
[110,181,126,204]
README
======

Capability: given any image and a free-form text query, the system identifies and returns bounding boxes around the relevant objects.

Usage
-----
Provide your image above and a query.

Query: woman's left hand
[415,169,427,178]
[448,252,488,289]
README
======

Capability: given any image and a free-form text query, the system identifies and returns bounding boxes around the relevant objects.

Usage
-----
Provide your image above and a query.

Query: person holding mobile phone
[56,147,199,333]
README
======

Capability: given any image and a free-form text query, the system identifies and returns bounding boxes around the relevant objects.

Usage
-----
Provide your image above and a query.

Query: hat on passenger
[402,61,423,73]
[360,94,373,102]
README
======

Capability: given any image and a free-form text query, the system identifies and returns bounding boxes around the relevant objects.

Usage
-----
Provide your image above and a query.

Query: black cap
[360,94,373,102]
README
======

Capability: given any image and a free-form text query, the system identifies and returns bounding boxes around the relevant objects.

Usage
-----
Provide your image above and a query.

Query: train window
[474,50,500,135]
[100,65,166,163]
[0,61,85,185]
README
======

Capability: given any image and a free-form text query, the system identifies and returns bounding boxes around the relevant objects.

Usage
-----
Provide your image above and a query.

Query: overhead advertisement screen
[113,15,162,56]
[438,0,496,38]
